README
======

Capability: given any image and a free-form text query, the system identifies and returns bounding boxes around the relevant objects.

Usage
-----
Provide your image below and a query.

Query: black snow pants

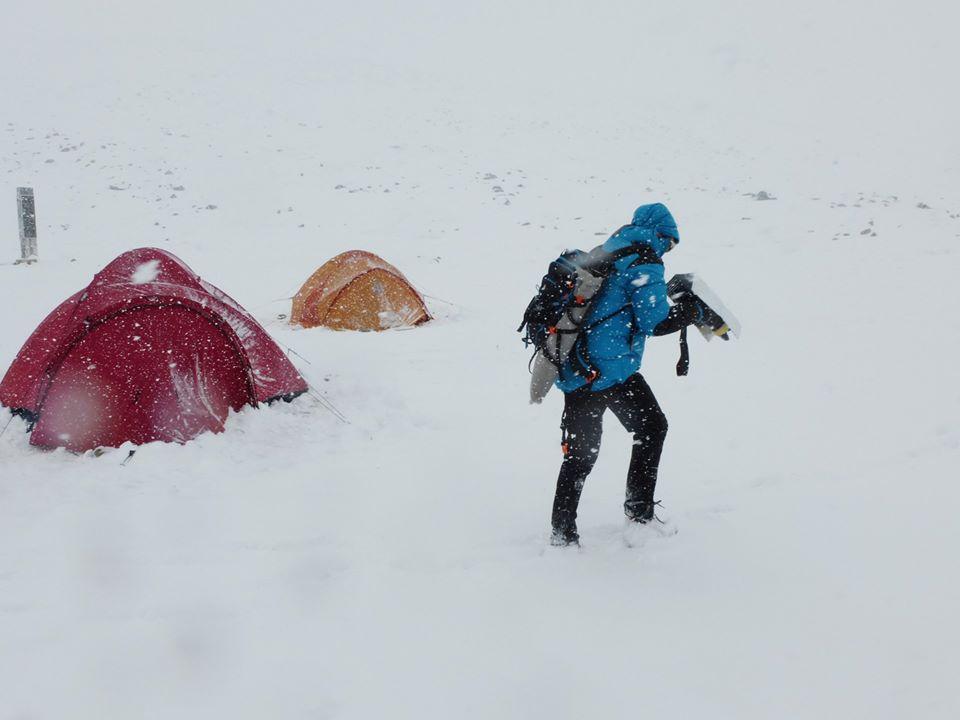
[551,373,668,533]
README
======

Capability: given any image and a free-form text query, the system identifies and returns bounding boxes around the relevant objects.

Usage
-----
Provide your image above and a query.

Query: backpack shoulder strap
[624,243,663,267]
[599,243,662,270]
[605,225,665,268]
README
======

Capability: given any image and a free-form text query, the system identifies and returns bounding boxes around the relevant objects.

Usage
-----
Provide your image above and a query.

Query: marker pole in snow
[15,187,38,264]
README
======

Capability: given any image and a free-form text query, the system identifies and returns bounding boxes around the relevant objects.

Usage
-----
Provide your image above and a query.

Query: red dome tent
[0,248,307,452]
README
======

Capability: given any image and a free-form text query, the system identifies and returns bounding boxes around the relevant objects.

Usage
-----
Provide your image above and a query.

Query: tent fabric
[291,250,430,331]
[0,248,307,451]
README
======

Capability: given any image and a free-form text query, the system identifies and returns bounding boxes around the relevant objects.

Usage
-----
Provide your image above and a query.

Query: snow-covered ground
[2,1,959,717]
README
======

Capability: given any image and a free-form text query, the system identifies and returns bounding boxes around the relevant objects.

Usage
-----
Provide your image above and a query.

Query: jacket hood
[631,203,678,257]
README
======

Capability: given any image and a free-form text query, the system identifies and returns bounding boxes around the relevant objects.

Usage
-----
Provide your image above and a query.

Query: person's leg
[551,387,605,543]
[606,373,668,521]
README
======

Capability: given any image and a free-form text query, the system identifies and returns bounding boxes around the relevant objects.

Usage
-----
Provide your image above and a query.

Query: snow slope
[2,1,959,717]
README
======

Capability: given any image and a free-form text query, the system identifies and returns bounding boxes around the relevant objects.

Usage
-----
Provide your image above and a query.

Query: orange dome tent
[291,251,431,331]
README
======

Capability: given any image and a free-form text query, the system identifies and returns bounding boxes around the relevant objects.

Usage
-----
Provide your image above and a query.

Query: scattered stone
[917,202,931,209]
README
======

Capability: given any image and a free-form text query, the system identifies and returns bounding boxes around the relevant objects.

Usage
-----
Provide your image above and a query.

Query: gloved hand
[654,293,730,340]
[690,295,731,340]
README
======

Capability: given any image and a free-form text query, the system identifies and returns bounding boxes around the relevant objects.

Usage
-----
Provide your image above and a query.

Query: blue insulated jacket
[555,203,677,393]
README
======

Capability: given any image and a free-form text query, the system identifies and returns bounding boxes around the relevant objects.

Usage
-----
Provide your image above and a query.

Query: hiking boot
[550,526,580,547]
[624,500,659,524]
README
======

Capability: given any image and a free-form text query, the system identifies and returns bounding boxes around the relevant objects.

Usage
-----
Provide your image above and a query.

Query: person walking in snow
[550,203,699,546]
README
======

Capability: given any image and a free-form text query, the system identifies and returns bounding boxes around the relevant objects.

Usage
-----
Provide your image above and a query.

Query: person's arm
[628,264,670,336]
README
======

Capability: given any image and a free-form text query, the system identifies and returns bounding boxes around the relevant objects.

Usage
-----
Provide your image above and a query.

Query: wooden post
[16,187,37,264]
